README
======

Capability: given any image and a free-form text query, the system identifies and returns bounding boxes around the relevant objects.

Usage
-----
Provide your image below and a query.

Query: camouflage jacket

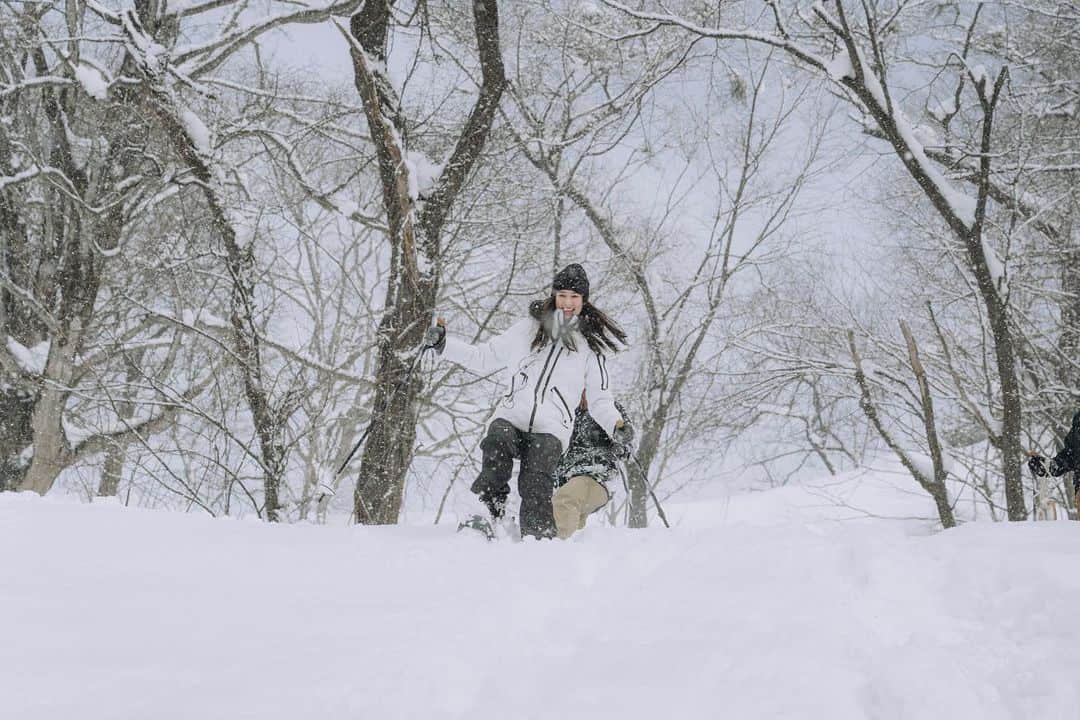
[554,402,632,493]
[1045,411,1080,477]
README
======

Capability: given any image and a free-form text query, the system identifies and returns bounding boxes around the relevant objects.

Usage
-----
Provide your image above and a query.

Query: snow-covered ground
[3,470,1079,720]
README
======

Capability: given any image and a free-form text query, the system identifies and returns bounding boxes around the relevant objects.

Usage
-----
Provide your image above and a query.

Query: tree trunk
[346,0,505,524]
[1059,235,1080,392]
[354,299,430,522]
[98,355,142,497]
[9,139,101,495]
[0,121,41,492]
[850,330,956,529]
[0,390,34,492]
[627,419,664,528]
[969,243,1026,520]
[21,339,78,495]
[899,321,956,529]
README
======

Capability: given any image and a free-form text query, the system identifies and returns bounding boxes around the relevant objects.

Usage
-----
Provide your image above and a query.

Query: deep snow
[3,472,1079,720]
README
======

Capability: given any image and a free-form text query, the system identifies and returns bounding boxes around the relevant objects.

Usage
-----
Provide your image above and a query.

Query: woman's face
[555,290,583,320]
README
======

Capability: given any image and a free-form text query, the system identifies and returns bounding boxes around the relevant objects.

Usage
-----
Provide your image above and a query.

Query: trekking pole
[334,345,434,479]
[319,343,433,521]
[626,453,671,529]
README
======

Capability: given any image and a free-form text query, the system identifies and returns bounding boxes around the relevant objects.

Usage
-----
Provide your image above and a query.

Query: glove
[422,320,446,353]
[548,308,579,346]
[612,421,634,460]
[1028,455,1048,477]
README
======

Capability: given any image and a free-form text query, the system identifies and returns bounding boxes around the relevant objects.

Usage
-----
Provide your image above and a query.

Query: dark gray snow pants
[470,419,561,539]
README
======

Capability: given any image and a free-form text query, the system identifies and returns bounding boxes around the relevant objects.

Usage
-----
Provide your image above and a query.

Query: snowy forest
[2,0,1076,528]
[4,1,1080,717]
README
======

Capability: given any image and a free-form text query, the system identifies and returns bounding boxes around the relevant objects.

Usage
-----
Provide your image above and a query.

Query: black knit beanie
[552,263,589,300]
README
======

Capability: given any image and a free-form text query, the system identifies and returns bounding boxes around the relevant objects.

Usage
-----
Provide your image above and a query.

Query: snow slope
[2,474,1079,720]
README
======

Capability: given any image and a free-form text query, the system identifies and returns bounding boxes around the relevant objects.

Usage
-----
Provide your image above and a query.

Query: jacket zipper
[528,344,562,432]
[541,348,563,398]
[552,386,572,425]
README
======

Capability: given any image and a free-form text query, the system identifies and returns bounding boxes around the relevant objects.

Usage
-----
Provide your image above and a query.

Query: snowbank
[2,481,1078,719]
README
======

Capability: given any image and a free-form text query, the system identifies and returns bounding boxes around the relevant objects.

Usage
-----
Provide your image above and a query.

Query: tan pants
[553,476,608,539]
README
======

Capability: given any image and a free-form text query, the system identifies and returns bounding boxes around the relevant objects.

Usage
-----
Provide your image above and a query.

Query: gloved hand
[1028,455,1047,477]
[549,308,579,346]
[612,421,634,460]
[422,319,446,353]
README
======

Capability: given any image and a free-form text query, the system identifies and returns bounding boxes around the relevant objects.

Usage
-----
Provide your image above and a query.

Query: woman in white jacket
[425,264,632,538]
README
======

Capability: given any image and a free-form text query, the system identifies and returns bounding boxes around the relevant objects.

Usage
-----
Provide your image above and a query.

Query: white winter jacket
[441,317,623,451]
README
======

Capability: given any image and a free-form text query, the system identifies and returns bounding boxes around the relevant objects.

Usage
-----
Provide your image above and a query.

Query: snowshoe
[457,514,496,541]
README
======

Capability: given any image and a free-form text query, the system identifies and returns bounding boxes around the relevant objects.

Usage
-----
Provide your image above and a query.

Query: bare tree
[598,0,1047,519]
[0,1,195,495]
[848,324,956,528]
[1,0,381,519]
[341,0,506,524]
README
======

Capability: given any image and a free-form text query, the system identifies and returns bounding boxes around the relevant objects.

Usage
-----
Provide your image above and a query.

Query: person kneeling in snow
[1028,410,1080,514]
[551,393,634,540]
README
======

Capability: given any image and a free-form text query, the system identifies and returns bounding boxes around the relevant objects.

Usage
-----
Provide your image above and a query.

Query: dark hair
[528,295,628,355]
